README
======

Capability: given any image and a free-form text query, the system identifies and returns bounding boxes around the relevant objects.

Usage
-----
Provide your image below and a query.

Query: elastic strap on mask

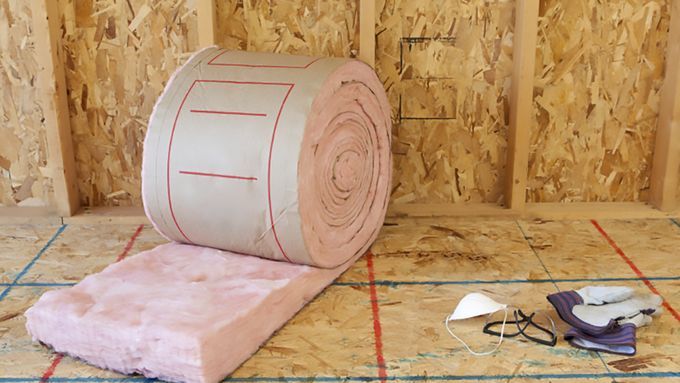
[444,308,508,356]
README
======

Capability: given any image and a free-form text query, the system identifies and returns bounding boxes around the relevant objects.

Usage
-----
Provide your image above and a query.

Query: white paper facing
[142,47,392,268]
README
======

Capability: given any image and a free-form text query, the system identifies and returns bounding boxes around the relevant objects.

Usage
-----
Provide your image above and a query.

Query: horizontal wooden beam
[2,202,678,225]
[0,207,61,225]
[523,202,678,220]
[388,202,679,220]
[62,207,150,225]
[387,203,519,219]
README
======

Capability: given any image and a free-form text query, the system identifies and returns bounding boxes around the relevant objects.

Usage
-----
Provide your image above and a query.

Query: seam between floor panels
[0,225,67,302]
[670,218,680,229]
[515,220,617,381]
[514,221,559,291]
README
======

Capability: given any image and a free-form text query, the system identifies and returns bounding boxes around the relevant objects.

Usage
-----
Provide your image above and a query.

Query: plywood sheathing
[378,0,515,204]
[527,0,670,202]
[215,0,359,57]
[677,167,680,205]
[58,0,357,208]
[4,0,677,210]
[0,0,53,208]
[3,220,679,378]
[57,0,199,207]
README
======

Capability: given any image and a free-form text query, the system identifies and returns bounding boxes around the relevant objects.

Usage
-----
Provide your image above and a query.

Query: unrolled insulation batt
[25,47,392,383]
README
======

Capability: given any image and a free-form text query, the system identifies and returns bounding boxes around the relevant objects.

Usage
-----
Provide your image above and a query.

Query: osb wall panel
[0,0,52,207]
[58,0,198,207]
[215,0,359,56]
[677,167,680,205]
[377,0,514,204]
[61,0,357,208]
[527,0,670,202]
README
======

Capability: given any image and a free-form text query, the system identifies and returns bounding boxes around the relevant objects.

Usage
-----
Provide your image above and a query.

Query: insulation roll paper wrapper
[25,47,392,383]
[144,47,391,267]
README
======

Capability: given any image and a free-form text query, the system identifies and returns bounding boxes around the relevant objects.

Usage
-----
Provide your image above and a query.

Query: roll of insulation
[142,47,392,268]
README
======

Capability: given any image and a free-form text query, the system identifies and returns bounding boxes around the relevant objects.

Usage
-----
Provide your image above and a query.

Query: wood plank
[31,0,79,216]
[63,207,150,225]
[197,0,217,47]
[2,202,679,224]
[0,207,61,225]
[388,202,679,220]
[387,203,519,219]
[650,0,680,211]
[524,202,678,220]
[504,0,539,210]
[359,0,375,67]
[9,220,680,380]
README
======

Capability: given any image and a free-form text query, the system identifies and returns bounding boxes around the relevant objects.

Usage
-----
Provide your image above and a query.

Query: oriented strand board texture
[58,0,199,207]
[215,0,358,56]
[677,167,680,206]
[59,0,357,208]
[4,220,680,379]
[0,0,52,207]
[377,0,514,204]
[528,0,670,202]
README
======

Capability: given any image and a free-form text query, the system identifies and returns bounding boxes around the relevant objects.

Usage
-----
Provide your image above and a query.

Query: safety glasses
[483,309,557,347]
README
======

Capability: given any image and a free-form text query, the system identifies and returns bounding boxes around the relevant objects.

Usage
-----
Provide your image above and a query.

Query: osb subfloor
[1,218,679,382]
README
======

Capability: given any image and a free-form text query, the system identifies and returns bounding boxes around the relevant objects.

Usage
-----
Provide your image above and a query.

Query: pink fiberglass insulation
[26,243,354,383]
[25,47,391,383]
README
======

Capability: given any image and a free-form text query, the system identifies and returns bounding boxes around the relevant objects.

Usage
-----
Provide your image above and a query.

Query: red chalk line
[38,225,144,380]
[266,84,295,263]
[189,109,267,117]
[591,220,680,322]
[166,80,198,244]
[40,354,63,383]
[179,171,258,181]
[167,78,295,259]
[366,252,387,383]
[116,224,145,262]
[196,79,295,86]
[207,49,320,69]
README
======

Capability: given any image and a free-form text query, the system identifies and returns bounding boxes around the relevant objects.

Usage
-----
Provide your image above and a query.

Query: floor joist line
[335,275,680,286]
[366,252,387,383]
[0,282,76,287]
[0,225,66,301]
[591,220,680,322]
[6,275,680,288]
[115,224,144,262]
[1,371,680,382]
[39,355,63,383]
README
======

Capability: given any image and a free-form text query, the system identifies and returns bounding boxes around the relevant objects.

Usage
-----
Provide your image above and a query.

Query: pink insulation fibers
[26,48,391,383]
[26,243,355,383]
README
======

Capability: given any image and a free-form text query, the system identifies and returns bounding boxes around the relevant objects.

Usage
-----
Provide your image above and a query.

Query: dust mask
[445,292,509,356]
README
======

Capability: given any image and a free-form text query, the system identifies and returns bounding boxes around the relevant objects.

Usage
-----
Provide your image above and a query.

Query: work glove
[547,286,662,335]
[564,323,637,356]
